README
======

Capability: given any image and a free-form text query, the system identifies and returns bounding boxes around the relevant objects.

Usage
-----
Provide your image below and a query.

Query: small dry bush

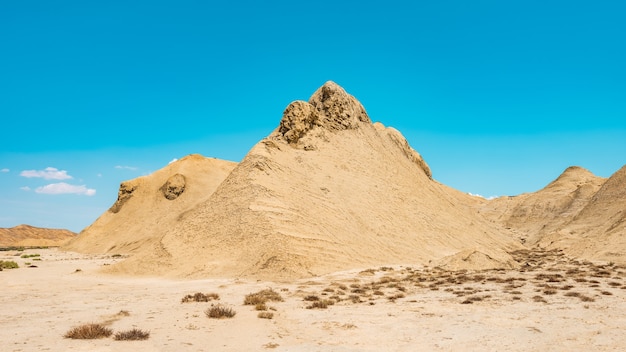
[114,328,150,341]
[307,299,335,309]
[64,323,113,339]
[244,289,283,305]
[181,292,220,303]
[258,312,274,319]
[532,295,548,303]
[303,295,319,301]
[579,295,595,302]
[0,260,19,269]
[206,304,236,319]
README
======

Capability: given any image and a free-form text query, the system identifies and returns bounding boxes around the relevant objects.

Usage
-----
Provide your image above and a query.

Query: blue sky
[1,1,625,232]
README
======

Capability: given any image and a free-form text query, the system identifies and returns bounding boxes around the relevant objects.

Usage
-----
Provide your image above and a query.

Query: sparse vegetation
[306,299,335,309]
[20,253,40,258]
[181,292,220,303]
[114,328,150,341]
[64,323,113,339]
[205,304,236,319]
[258,312,274,319]
[0,260,19,269]
[244,288,283,305]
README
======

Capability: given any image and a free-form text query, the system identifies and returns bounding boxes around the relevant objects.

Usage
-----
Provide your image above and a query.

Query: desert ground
[2,247,625,351]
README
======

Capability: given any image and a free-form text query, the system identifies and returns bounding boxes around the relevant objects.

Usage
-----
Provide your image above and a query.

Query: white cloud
[168,158,178,164]
[115,165,138,171]
[35,182,96,196]
[468,193,498,200]
[1,168,9,173]
[20,167,72,180]
[20,186,31,191]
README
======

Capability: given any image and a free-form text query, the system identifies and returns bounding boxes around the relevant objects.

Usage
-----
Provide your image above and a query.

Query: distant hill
[0,225,76,247]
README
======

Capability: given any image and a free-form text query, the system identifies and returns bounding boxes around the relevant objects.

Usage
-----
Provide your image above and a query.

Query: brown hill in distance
[91,81,522,280]
[0,225,75,247]
[63,154,237,254]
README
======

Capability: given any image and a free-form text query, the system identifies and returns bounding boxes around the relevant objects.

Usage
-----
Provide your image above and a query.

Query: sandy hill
[535,165,626,262]
[88,81,522,280]
[63,81,625,280]
[480,165,626,264]
[479,166,606,245]
[0,225,75,247]
[63,154,237,254]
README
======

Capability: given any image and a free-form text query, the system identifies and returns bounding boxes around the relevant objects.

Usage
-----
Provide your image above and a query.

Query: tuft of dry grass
[303,295,319,301]
[306,299,335,309]
[114,328,150,341]
[0,260,19,269]
[206,304,236,319]
[244,289,283,305]
[258,312,274,319]
[64,323,113,339]
[181,292,219,303]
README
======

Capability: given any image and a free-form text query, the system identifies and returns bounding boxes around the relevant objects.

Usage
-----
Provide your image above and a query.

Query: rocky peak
[308,81,370,130]
[275,81,370,146]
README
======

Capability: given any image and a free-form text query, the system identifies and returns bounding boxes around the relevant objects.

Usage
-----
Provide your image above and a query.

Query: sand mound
[62,154,236,254]
[103,81,521,280]
[0,225,76,247]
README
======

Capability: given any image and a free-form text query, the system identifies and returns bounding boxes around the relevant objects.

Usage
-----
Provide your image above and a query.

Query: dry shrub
[564,292,581,297]
[532,295,547,303]
[601,291,613,295]
[181,292,219,303]
[258,312,274,319]
[114,328,150,341]
[307,299,335,309]
[303,295,319,301]
[244,289,283,305]
[255,303,267,311]
[206,304,236,319]
[64,323,113,339]
[579,295,595,302]
[0,260,19,269]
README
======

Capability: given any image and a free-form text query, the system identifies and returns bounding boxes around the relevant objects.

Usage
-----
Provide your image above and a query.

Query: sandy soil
[2,248,625,351]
